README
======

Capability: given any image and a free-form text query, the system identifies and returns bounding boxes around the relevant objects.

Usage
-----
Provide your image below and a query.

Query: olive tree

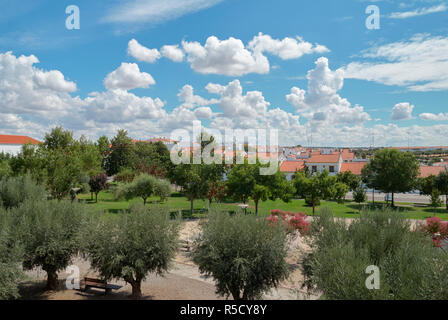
[17,200,86,290]
[116,174,171,205]
[81,205,180,299]
[302,208,448,299]
[0,208,25,299]
[192,211,290,300]
[0,175,46,209]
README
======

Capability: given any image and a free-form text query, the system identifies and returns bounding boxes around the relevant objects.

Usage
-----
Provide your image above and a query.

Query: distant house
[0,134,41,156]
[279,160,306,180]
[419,165,447,178]
[147,138,178,151]
[305,152,342,176]
[340,162,368,176]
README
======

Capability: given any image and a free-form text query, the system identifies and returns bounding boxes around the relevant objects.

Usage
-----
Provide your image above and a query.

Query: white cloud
[286,57,371,125]
[104,62,155,90]
[194,106,213,119]
[0,51,83,117]
[248,32,329,60]
[127,39,161,63]
[161,45,184,62]
[102,0,224,24]
[343,34,448,91]
[84,89,166,123]
[420,112,448,121]
[183,36,269,76]
[391,102,414,120]
[389,4,447,19]
[177,84,218,108]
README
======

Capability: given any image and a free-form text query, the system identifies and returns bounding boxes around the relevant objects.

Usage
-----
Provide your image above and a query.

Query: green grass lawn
[78,190,448,221]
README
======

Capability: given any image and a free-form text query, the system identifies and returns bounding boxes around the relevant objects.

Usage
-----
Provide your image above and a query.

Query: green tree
[362,149,419,207]
[0,208,25,299]
[419,175,437,196]
[430,189,442,215]
[154,178,172,202]
[330,182,350,204]
[18,200,86,290]
[0,175,46,209]
[192,211,290,300]
[435,171,448,210]
[82,205,180,299]
[336,171,361,191]
[116,174,158,205]
[104,130,135,176]
[43,126,74,150]
[353,186,367,211]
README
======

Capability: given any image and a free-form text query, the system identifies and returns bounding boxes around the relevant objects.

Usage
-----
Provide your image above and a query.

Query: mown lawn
[78,190,448,221]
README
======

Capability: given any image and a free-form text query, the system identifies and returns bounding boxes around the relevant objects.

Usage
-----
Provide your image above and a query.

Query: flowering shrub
[424,217,448,247]
[268,210,310,235]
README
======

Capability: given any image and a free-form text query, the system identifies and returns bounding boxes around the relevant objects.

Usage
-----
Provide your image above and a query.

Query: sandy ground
[19,220,318,300]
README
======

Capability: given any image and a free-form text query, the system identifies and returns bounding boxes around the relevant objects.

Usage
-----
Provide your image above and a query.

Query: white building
[0,135,41,156]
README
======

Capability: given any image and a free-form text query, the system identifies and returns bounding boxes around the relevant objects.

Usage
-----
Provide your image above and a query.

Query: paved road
[346,191,447,205]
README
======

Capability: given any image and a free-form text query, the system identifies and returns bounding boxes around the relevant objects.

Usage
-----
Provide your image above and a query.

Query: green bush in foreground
[81,205,180,299]
[192,211,290,300]
[302,208,448,299]
[0,208,25,299]
[17,200,86,291]
[0,175,46,209]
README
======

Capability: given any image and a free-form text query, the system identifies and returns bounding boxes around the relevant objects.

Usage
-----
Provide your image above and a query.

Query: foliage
[267,210,310,235]
[116,174,171,205]
[81,205,180,299]
[89,173,109,202]
[423,217,448,247]
[154,178,172,202]
[430,189,442,210]
[0,175,46,209]
[361,149,419,206]
[192,211,290,300]
[104,130,135,176]
[114,168,137,184]
[435,171,448,210]
[16,199,86,290]
[353,186,367,210]
[0,208,25,300]
[0,160,12,180]
[330,182,350,204]
[336,171,361,191]
[302,208,448,299]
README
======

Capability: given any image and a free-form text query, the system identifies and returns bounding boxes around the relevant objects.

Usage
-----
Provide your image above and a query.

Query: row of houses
[279,147,447,180]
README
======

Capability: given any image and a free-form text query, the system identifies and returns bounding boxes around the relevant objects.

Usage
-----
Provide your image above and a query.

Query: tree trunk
[255,199,259,216]
[131,281,142,299]
[95,192,98,203]
[446,194,448,211]
[91,192,93,201]
[372,188,375,205]
[231,289,241,300]
[143,198,147,206]
[190,198,194,215]
[312,202,315,216]
[46,270,59,291]
[391,192,395,207]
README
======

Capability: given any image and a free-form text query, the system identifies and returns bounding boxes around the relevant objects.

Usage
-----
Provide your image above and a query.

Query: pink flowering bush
[267,210,310,235]
[424,217,448,247]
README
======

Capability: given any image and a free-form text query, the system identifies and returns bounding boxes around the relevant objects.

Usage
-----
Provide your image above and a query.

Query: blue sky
[0,0,447,146]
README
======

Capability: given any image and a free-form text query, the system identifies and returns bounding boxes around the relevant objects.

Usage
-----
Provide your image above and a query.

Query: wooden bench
[81,277,122,295]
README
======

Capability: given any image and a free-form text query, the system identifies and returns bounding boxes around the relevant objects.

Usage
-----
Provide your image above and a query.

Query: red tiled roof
[340,149,355,161]
[340,162,368,175]
[307,153,340,163]
[280,161,306,173]
[0,135,40,145]
[419,166,446,178]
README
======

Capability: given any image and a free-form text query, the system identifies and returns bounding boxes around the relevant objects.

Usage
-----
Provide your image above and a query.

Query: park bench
[81,277,122,295]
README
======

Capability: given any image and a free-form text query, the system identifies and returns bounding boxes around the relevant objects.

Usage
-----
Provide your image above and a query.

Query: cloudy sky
[0,0,447,147]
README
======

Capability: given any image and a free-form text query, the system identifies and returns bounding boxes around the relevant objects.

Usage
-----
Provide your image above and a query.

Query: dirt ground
[19,220,319,300]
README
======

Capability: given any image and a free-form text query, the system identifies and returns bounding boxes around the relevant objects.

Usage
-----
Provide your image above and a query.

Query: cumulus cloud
[342,34,448,91]
[286,57,371,125]
[161,45,185,62]
[177,84,218,108]
[104,62,155,90]
[127,39,161,63]
[84,90,166,123]
[420,112,448,121]
[182,36,269,76]
[0,51,83,117]
[391,102,414,120]
[248,32,329,60]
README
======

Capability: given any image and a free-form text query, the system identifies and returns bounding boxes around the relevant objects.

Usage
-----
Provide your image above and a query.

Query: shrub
[423,217,448,247]
[302,208,448,299]
[81,205,180,299]
[267,210,309,235]
[0,208,25,299]
[192,211,290,300]
[154,179,172,202]
[114,168,136,184]
[0,175,46,209]
[16,199,86,290]
[89,173,109,202]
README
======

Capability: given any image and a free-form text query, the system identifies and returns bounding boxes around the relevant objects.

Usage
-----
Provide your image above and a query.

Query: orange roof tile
[0,135,40,145]
[280,161,306,173]
[307,153,340,163]
[419,166,446,178]
[340,162,368,175]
